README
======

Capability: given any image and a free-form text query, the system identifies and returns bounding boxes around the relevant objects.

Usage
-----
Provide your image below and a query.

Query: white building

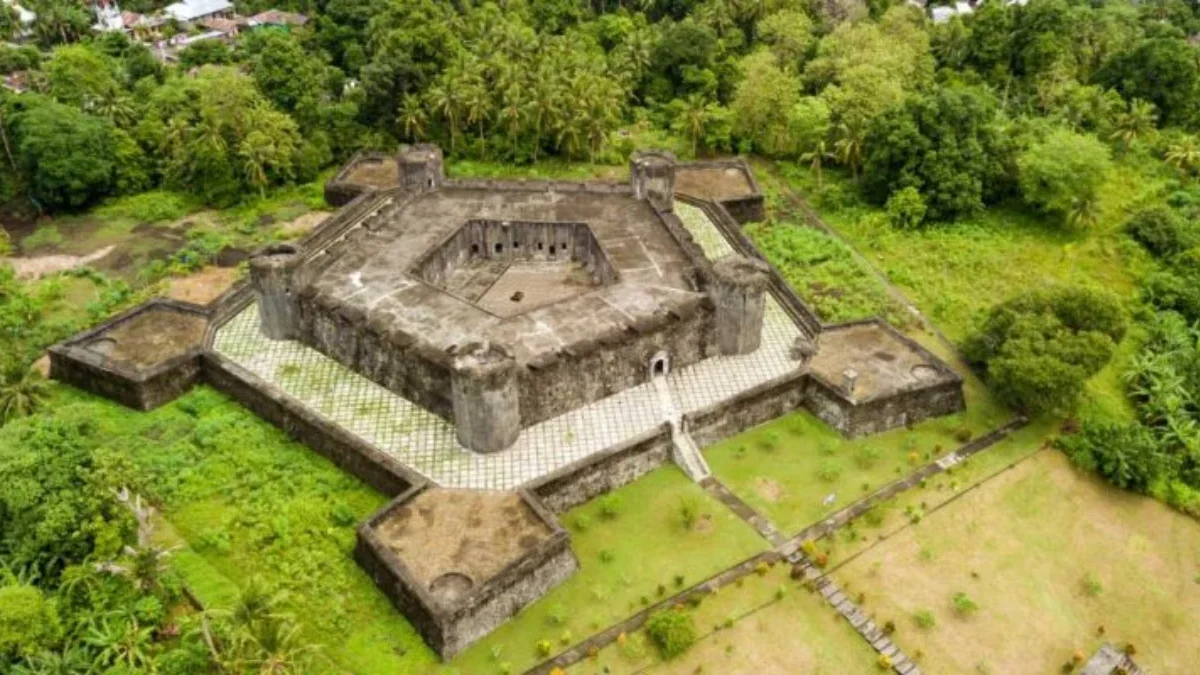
[163,0,232,24]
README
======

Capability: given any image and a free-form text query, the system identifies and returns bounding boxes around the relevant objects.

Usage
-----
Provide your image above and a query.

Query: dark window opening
[653,359,666,376]
[538,242,544,251]
[549,245,556,255]
[470,244,479,255]
[494,242,503,253]
[513,241,520,248]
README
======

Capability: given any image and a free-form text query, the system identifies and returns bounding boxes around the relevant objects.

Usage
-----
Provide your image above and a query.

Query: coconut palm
[0,367,49,425]
[833,122,865,181]
[1109,98,1157,153]
[1166,136,1200,175]
[397,94,427,142]
[800,140,834,190]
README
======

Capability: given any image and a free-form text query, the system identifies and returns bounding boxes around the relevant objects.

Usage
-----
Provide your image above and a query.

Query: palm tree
[425,82,460,155]
[677,95,708,158]
[1109,99,1157,153]
[240,132,274,199]
[462,84,492,157]
[1166,136,1200,175]
[556,115,585,161]
[396,94,427,142]
[498,88,524,159]
[0,367,49,425]
[1067,196,1102,230]
[833,122,865,181]
[85,617,155,671]
[800,140,834,190]
[527,76,558,163]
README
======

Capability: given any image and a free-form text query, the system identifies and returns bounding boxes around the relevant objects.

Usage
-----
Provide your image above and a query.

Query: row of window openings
[469,241,571,255]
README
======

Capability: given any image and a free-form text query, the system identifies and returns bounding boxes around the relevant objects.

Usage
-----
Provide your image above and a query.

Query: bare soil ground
[89,308,208,369]
[2,245,116,280]
[278,210,331,238]
[374,489,553,591]
[675,166,754,202]
[166,267,241,306]
[835,450,1200,674]
[344,160,399,189]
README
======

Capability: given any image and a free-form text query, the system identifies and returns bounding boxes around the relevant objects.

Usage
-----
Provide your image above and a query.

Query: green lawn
[569,562,876,674]
[704,393,1008,537]
[451,467,768,675]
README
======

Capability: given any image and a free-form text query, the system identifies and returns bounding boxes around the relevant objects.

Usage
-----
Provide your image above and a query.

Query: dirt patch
[753,477,784,503]
[373,489,554,600]
[166,267,241,306]
[675,165,754,202]
[2,245,116,280]
[278,210,332,238]
[32,354,50,377]
[693,513,715,535]
[86,307,208,369]
[344,159,399,189]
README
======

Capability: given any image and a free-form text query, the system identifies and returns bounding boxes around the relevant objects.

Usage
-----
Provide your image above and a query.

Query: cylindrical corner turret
[630,150,677,213]
[398,144,445,191]
[710,255,771,356]
[249,243,305,340]
[451,342,521,453]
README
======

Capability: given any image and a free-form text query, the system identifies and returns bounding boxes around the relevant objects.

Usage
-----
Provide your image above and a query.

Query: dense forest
[5,0,1200,671]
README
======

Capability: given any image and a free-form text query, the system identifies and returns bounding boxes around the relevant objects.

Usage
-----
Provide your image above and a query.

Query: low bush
[645,608,697,659]
[951,591,979,617]
[914,609,936,630]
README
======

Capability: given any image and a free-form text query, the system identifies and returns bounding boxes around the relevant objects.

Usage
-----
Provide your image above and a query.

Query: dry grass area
[374,488,553,589]
[92,308,208,368]
[834,450,1200,674]
[278,210,331,237]
[344,159,399,188]
[675,165,754,201]
[166,266,241,306]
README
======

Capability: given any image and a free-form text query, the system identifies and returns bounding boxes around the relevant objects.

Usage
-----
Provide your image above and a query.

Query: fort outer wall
[354,486,577,658]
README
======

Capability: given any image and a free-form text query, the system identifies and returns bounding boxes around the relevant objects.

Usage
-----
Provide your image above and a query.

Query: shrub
[22,225,64,251]
[0,229,11,256]
[572,514,591,532]
[914,609,936,630]
[679,497,700,531]
[1017,128,1112,226]
[599,549,615,564]
[816,459,843,483]
[546,604,566,626]
[1126,205,1198,258]
[97,190,193,223]
[854,445,882,469]
[0,584,62,661]
[536,639,553,657]
[962,287,1127,413]
[1056,421,1164,493]
[951,592,978,617]
[645,608,697,659]
[885,186,927,229]
[598,494,622,520]
[1081,573,1103,597]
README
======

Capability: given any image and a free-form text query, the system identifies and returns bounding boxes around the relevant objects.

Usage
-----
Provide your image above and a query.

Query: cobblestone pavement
[213,206,803,490]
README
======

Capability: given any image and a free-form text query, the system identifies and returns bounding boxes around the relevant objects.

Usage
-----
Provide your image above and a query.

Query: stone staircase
[791,557,924,675]
[652,377,711,482]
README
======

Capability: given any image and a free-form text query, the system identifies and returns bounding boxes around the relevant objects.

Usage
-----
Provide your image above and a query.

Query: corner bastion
[49,146,965,659]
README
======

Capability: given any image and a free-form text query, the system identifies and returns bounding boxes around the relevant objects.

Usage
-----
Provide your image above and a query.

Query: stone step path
[700,477,787,548]
[793,559,924,675]
[653,376,711,482]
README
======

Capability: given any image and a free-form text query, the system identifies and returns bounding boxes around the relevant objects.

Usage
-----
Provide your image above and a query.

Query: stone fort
[50,145,965,658]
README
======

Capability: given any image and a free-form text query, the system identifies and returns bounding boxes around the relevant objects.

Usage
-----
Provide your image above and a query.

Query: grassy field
[569,563,876,675]
[33,385,766,675]
[832,449,1200,674]
[704,402,1008,536]
[756,159,1157,421]
[452,469,768,675]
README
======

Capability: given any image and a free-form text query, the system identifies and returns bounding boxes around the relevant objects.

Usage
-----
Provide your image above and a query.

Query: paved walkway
[212,204,803,490]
